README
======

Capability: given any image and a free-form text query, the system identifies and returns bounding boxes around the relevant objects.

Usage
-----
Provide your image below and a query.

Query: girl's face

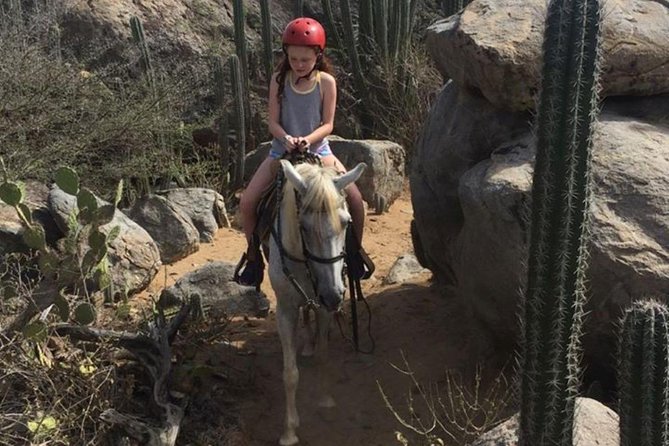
[286,45,319,77]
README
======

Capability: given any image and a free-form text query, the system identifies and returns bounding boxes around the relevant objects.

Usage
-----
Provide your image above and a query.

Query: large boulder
[245,137,406,211]
[469,397,619,446]
[155,188,229,242]
[48,185,161,296]
[426,0,669,110]
[415,92,669,367]
[410,81,531,280]
[159,261,270,318]
[128,194,200,264]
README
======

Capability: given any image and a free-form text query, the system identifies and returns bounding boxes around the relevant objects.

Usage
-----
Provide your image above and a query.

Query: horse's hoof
[279,432,299,445]
[318,395,336,408]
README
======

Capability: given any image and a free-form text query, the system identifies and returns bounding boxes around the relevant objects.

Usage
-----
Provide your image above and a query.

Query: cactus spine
[518,0,602,444]
[618,300,669,446]
[228,54,246,190]
[259,0,273,84]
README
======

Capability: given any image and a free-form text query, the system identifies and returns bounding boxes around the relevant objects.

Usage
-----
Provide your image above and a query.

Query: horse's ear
[334,162,366,192]
[281,160,307,194]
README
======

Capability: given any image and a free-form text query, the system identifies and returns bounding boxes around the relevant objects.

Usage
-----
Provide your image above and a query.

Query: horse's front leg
[315,308,336,408]
[277,304,300,446]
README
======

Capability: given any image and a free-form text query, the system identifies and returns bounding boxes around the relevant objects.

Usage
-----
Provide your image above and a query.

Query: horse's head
[280,160,366,312]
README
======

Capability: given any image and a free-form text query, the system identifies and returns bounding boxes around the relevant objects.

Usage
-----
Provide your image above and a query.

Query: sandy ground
[138,187,506,446]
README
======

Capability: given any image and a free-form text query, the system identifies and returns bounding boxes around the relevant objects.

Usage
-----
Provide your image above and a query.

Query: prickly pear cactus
[1,164,121,326]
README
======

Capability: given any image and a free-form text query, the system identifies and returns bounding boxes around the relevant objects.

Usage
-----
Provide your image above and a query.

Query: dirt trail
[139,188,499,446]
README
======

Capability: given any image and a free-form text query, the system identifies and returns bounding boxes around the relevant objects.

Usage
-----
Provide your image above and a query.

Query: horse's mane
[281,163,345,246]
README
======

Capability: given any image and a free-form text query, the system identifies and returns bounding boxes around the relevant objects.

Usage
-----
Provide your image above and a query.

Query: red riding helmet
[282,18,326,51]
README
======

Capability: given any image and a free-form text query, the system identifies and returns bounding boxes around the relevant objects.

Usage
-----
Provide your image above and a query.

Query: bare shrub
[0,333,121,445]
[0,7,218,202]
[379,352,515,446]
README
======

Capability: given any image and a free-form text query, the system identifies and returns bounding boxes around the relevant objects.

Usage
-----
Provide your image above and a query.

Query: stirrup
[233,252,265,288]
[346,246,374,281]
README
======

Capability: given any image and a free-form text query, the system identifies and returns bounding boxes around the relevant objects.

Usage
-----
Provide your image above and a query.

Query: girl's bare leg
[320,155,365,243]
[239,157,280,242]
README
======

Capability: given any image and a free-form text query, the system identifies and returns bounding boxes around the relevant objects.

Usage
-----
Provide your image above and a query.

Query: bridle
[270,166,349,310]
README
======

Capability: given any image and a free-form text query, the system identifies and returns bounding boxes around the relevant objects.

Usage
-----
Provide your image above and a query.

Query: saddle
[233,152,375,287]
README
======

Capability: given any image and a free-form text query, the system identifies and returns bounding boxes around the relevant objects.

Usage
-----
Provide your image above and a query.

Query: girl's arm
[300,72,336,147]
[268,73,297,150]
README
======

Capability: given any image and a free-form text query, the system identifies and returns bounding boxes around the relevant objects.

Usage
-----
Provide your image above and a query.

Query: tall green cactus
[294,0,304,18]
[618,300,669,446]
[231,0,250,148]
[442,0,472,17]
[232,0,249,93]
[320,0,344,51]
[518,0,602,444]
[212,56,231,191]
[259,0,273,84]
[339,0,366,102]
[228,54,246,190]
[129,16,155,93]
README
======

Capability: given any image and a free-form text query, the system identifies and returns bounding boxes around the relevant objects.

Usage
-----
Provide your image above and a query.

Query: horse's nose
[319,288,345,312]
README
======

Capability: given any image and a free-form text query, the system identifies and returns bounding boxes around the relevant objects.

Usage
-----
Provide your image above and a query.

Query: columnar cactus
[442,0,472,17]
[129,16,155,92]
[212,55,231,188]
[518,0,602,444]
[618,299,669,446]
[294,0,304,18]
[232,0,249,93]
[259,0,273,84]
[231,0,250,147]
[228,54,246,190]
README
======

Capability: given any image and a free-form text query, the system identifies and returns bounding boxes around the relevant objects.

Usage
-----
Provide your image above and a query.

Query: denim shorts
[269,140,333,159]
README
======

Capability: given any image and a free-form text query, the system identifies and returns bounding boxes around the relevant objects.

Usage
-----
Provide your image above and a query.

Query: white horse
[268,159,366,446]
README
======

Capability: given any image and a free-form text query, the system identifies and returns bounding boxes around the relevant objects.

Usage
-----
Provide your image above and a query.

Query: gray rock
[245,136,406,211]
[159,261,269,318]
[426,0,669,111]
[156,188,229,243]
[48,185,161,296]
[384,253,430,285]
[128,194,200,264]
[410,81,531,281]
[469,397,619,446]
[430,95,669,368]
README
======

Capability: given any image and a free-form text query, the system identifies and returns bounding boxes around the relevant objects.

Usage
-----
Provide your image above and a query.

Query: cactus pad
[55,167,79,195]
[0,181,24,206]
[73,302,96,325]
[23,321,48,342]
[23,225,46,250]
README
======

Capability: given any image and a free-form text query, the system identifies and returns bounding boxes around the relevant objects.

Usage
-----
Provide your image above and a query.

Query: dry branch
[55,303,192,446]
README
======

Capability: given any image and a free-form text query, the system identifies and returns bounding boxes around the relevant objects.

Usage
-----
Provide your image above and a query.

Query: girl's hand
[283,135,297,152]
[295,137,310,152]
